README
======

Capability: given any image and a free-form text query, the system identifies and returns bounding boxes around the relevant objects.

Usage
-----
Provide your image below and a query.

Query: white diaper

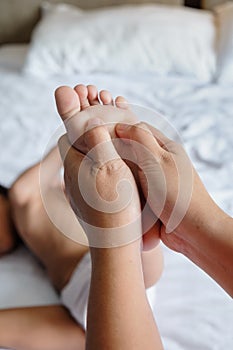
[61,252,157,330]
[61,253,91,330]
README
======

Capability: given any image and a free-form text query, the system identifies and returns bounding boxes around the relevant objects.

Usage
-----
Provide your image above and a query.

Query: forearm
[86,240,163,350]
[178,200,233,296]
[115,120,233,295]
[182,232,233,296]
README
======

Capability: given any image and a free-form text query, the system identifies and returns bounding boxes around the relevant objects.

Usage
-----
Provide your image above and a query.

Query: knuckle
[130,122,150,139]
[158,150,172,164]
[163,139,177,152]
[99,158,126,174]
[130,123,143,138]
[138,121,148,129]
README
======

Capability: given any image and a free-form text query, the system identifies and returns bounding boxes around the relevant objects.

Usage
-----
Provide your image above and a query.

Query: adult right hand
[115,122,226,249]
[116,122,233,297]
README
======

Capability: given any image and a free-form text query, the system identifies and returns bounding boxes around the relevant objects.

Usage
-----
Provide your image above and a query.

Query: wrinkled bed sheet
[0,70,232,215]
[0,53,233,349]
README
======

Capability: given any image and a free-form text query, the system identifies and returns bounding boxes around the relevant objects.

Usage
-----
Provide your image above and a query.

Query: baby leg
[9,147,88,291]
[0,306,85,350]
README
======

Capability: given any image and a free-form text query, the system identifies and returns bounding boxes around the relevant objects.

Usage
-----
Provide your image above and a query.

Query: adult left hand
[58,118,142,248]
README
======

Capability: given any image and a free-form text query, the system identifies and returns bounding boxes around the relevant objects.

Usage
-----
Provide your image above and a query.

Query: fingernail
[85,118,104,131]
[116,123,129,133]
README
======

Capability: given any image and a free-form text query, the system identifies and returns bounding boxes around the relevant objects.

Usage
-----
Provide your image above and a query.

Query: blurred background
[0,1,233,349]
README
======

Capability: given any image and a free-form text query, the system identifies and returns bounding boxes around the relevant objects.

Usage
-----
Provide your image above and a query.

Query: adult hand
[58,119,142,248]
[115,122,225,249]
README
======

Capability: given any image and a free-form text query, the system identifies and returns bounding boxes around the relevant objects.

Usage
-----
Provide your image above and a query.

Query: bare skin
[116,122,233,296]
[9,146,88,292]
[54,84,163,285]
[0,306,85,350]
[58,122,164,350]
[0,86,163,350]
[1,85,231,350]
[58,107,233,350]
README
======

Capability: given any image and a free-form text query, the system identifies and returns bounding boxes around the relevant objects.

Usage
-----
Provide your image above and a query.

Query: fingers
[58,118,123,175]
[84,118,122,165]
[58,134,85,172]
[116,122,171,148]
[58,134,93,205]
[145,124,173,149]
[115,122,163,161]
[116,122,167,219]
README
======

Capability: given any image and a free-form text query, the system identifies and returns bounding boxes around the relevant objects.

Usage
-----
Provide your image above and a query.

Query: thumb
[116,122,162,163]
[84,118,121,165]
[116,122,167,218]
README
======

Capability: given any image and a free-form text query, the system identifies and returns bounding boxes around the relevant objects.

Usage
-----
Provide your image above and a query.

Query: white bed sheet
[0,45,232,349]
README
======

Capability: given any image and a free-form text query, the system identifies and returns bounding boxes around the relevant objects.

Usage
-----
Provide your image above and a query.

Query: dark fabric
[0,185,8,197]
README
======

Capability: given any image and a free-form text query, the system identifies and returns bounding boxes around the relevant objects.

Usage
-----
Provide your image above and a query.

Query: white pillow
[215,2,233,84]
[24,2,216,81]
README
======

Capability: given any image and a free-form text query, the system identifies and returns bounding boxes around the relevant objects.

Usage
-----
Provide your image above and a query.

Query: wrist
[83,216,142,249]
[90,238,141,259]
[90,239,142,271]
[176,197,229,257]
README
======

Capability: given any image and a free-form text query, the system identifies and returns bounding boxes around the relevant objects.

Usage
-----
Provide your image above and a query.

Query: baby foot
[55,84,137,152]
[55,84,161,251]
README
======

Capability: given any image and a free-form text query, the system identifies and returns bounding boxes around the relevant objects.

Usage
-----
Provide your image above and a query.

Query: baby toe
[100,90,113,105]
[55,86,81,120]
[87,85,100,106]
[115,96,129,110]
[74,84,90,110]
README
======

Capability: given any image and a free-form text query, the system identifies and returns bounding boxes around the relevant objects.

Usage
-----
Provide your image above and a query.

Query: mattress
[0,44,232,349]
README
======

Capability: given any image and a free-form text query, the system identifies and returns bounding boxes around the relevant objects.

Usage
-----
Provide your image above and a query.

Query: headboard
[0,0,185,44]
[202,0,228,9]
[0,0,227,44]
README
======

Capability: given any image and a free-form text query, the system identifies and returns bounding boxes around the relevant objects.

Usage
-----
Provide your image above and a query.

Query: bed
[0,0,233,349]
